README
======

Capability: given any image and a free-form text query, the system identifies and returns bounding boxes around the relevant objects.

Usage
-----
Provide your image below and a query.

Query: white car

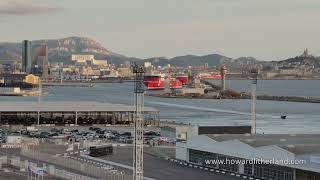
[159,137,169,142]
[101,166,114,170]
[104,132,114,138]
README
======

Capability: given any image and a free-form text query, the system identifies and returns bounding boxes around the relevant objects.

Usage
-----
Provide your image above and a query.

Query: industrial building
[0,101,160,126]
[0,73,39,88]
[71,54,95,63]
[71,54,107,67]
[176,134,320,180]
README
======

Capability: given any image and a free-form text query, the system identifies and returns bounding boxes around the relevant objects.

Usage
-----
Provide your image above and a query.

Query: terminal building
[176,131,320,180]
[0,101,159,126]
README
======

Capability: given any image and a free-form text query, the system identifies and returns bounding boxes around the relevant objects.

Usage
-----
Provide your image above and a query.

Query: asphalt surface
[99,146,243,180]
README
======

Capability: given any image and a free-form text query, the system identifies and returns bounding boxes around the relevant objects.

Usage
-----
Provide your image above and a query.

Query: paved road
[97,146,243,180]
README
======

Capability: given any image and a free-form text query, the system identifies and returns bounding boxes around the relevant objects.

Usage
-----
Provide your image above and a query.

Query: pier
[0,101,160,126]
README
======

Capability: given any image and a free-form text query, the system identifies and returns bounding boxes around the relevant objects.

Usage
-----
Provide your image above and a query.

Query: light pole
[251,69,258,134]
[132,64,145,180]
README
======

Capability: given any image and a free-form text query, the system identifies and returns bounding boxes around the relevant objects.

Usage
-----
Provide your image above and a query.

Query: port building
[0,101,159,126]
[0,73,39,88]
[176,133,320,180]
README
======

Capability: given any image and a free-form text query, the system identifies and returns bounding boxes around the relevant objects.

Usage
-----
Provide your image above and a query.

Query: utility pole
[132,64,145,180]
[251,69,258,134]
[37,78,42,126]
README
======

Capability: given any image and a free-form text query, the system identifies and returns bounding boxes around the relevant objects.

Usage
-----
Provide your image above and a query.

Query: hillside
[273,55,320,68]
[0,36,127,65]
[0,36,260,67]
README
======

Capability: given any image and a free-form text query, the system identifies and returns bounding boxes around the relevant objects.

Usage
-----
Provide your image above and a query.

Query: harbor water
[1,80,320,134]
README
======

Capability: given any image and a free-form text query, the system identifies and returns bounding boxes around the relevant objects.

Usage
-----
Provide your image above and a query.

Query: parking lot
[0,126,175,146]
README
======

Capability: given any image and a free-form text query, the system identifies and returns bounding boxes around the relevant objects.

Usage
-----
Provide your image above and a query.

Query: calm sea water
[1,80,320,134]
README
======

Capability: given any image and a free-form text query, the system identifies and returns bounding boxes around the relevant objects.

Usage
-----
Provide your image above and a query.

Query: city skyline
[0,0,320,61]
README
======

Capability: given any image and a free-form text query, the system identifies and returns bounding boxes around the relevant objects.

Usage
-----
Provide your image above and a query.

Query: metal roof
[206,134,320,154]
[185,134,320,173]
[0,101,159,112]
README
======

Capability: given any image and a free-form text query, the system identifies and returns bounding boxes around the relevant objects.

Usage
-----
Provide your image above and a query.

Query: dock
[43,82,94,87]
[0,101,160,126]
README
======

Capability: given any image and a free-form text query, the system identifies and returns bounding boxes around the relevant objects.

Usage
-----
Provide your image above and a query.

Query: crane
[132,64,145,180]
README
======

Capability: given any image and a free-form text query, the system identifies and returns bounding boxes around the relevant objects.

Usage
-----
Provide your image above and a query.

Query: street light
[250,68,258,134]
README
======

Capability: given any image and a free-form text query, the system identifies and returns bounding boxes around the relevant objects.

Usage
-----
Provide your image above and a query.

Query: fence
[21,148,133,180]
[0,155,99,180]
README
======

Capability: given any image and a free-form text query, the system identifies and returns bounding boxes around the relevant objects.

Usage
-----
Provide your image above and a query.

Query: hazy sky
[1,0,320,60]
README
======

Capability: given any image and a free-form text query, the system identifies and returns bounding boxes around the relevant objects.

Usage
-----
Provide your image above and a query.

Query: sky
[0,0,320,60]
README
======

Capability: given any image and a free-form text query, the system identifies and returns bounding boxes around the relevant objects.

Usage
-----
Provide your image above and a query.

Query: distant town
[0,37,320,96]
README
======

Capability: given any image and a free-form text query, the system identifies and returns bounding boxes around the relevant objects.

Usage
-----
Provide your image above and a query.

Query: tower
[220,66,227,91]
[32,43,49,79]
[22,40,32,73]
[133,64,145,180]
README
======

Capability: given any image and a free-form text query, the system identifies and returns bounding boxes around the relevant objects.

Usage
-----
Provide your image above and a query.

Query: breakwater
[148,93,320,103]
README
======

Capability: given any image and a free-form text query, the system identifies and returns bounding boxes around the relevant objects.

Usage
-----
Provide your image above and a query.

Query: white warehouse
[176,134,320,180]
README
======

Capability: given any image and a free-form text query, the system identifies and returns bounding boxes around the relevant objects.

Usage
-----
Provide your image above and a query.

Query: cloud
[0,0,63,15]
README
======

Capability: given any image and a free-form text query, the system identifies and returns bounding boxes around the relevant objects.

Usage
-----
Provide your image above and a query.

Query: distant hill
[0,42,21,60]
[0,36,129,65]
[142,54,259,67]
[273,53,320,68]
[0,36,261,67]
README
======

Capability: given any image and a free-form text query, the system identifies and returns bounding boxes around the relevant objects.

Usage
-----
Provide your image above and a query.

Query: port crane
[132,64,145,180]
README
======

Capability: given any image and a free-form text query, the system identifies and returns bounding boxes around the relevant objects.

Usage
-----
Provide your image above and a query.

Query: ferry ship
[169,78,183,89]
[143,75,183,90]
[176,75,189,85]
[143,75,164,90]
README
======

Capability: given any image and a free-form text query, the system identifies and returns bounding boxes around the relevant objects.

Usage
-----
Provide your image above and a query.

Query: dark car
[50,128,59,132]
[71,129,79,133]
[39,132,50,138]
[21,130,29,136]
[89,127,101,131]
[96,129,105,134]
[49,132,59,137]
[120,132,132,137]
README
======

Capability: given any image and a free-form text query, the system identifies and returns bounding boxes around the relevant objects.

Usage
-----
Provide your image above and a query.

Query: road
[86,146,243,180]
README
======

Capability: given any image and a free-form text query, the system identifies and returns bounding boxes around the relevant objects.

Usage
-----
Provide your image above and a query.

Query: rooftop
[0,101,159,112]
[206,134,320,154]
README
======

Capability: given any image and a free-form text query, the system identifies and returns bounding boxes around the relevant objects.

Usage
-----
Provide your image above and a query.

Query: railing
[21,148,133,180]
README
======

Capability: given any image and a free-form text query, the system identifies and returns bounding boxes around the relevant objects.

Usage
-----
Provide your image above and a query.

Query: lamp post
[251,69,258,134]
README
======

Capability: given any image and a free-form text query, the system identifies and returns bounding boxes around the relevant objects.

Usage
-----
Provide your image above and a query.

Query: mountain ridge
[1,36,318,68]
